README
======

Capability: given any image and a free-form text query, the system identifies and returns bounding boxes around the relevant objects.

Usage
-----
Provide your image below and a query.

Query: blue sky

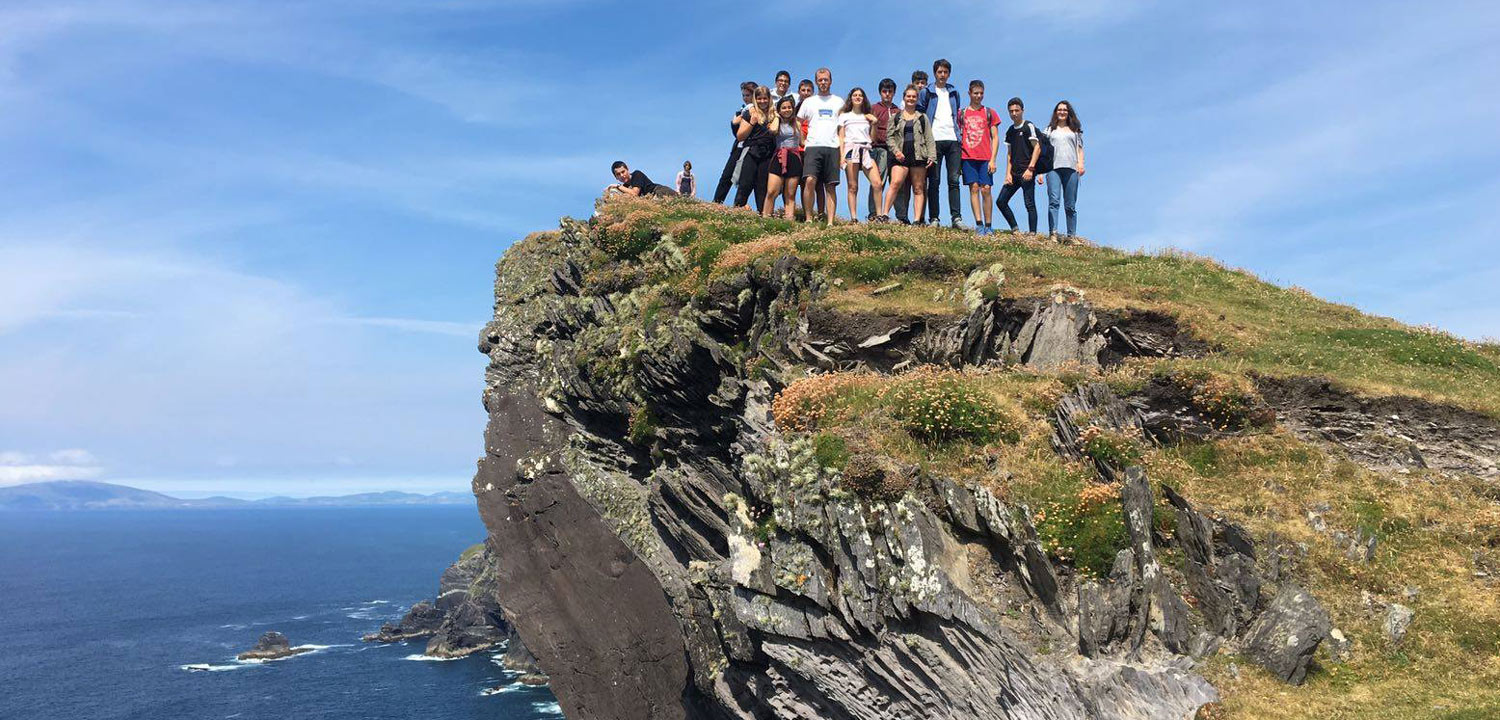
[1,0,1496,495]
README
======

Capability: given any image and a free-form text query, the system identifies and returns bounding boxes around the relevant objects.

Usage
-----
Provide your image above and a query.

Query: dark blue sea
[0,507,559,720]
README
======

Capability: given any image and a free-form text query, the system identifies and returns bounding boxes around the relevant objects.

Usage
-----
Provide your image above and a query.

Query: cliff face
[470,201,1500,719]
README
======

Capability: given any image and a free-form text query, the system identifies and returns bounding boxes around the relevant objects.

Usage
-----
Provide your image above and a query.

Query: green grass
[592,196,1500,417]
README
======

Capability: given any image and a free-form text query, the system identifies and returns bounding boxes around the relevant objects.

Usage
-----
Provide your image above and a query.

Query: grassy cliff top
[586,196,1500,418]
[517,197,1500,718]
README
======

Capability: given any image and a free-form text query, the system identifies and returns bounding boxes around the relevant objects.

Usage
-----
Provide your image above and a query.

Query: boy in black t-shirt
[606,161,676,198]
[996,97,1041,233]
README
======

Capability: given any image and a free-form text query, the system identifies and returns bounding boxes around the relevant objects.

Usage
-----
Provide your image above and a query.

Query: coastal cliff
[471,198,1500,719]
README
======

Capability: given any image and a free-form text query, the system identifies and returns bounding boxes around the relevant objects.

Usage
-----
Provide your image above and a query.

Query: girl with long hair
[734,86,777,213]
[764,96,804,219]
[837,88,886,222]
[882,85,936,224]
[1043,100,1085,236]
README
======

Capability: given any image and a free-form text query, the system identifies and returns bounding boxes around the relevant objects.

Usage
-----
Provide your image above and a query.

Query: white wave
[402,653,459,662]
[365,600,391,605]
[533,701,564,715]
[479,685,523,696]
[292,615,309,620]
[181,663,255,672]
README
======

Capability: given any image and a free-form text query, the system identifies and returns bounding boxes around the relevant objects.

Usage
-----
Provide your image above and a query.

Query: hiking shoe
[951,218,967,230]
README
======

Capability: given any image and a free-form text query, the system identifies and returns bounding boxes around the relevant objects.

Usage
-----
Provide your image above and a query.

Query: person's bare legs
[969,183,983,227]
[910,167,928,223]
[801,177,818,223]
[844,163,862,222]
[783,178,800,220]
[863,164,885,218]
[764,174,784,217]
[885,165,908,221]
[980,184,993,226]
[822,182,838,225]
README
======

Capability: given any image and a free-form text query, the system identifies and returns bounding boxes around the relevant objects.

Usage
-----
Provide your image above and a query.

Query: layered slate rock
[469,222,1235,720]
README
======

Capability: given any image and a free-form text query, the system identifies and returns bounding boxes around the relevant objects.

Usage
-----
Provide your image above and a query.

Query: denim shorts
[961,159,993,186]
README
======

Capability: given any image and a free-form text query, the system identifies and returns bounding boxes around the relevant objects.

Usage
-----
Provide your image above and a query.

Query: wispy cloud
[0,448,102,485]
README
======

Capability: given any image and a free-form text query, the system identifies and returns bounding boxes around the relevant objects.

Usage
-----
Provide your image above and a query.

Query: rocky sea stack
[236,631,312,661]
[365,543,544,676]
[469,198,1500,719]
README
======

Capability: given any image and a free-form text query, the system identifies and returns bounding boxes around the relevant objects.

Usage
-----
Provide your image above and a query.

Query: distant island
[0,480,471,511]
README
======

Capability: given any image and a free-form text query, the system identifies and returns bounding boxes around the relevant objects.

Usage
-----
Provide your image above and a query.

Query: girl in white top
[1041,100,1086,236]
[837,88,886,222]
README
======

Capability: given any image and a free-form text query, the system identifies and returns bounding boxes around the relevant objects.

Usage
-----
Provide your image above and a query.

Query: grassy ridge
[591,197,1500,417]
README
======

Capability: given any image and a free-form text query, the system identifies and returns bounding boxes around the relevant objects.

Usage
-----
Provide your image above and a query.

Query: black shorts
[771,148,803,178]
[801,146,841,185]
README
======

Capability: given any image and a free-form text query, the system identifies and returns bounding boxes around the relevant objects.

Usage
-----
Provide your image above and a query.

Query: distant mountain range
[0,481,472,511]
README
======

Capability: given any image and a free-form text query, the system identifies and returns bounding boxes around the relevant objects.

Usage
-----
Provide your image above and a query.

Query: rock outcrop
[236,631,311,661]
[365,543,540,668]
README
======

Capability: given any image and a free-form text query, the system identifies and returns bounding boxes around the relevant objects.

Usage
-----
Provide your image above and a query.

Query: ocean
[0,506,559,720]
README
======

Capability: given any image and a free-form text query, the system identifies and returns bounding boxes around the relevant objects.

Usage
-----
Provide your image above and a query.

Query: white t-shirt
[931,85,957,142]
[837,112,872,145]
[797,94,844,148]
[1042,126,1082,171]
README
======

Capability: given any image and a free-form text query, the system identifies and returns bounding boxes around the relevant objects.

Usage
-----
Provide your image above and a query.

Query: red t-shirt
[959,106,1002,161]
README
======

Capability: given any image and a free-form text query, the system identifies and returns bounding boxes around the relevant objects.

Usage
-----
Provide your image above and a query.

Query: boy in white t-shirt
[796,68,844,225]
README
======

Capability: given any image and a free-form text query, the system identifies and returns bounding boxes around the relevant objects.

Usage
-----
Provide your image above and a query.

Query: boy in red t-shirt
[958,80,1002,235]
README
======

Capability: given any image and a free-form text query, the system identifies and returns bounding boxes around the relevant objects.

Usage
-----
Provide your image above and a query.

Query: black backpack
[1032,121,1055,174]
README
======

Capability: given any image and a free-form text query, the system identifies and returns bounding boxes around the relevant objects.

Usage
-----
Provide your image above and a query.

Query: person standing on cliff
[996,97,1042,232]
[713,81,758,204]
[733,86,777,213]
[797,68,843,224]
[837,87,884,222]
[918,59,964,228]
[867,78,899,222]
[675,161,697,198]
[958,79,1002,235]
[890,70,928,223]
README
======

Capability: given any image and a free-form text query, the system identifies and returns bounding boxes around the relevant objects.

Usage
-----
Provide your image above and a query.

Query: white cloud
[0,464,103,484]
[0,241,484,482]
[49,448,96,464]
[0,447,103,485]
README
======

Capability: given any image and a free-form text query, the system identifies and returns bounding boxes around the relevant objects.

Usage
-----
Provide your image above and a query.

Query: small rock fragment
[1385,604,1414,644]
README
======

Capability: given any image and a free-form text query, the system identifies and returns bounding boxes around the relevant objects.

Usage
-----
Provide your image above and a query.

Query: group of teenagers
[607,60,1086,237]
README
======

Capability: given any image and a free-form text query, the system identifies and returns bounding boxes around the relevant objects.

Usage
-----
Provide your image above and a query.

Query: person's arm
[888,114,903,161]
[922,117,936,167]
[988,114,1000,174]
[1076,133,1086,175]
[1003,131,1013,186]
[838,121,847,167]
[735,111,755,142]
[1024,126,1040,181]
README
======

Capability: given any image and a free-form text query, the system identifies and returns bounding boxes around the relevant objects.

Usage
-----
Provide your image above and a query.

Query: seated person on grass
[605,161,678,198]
